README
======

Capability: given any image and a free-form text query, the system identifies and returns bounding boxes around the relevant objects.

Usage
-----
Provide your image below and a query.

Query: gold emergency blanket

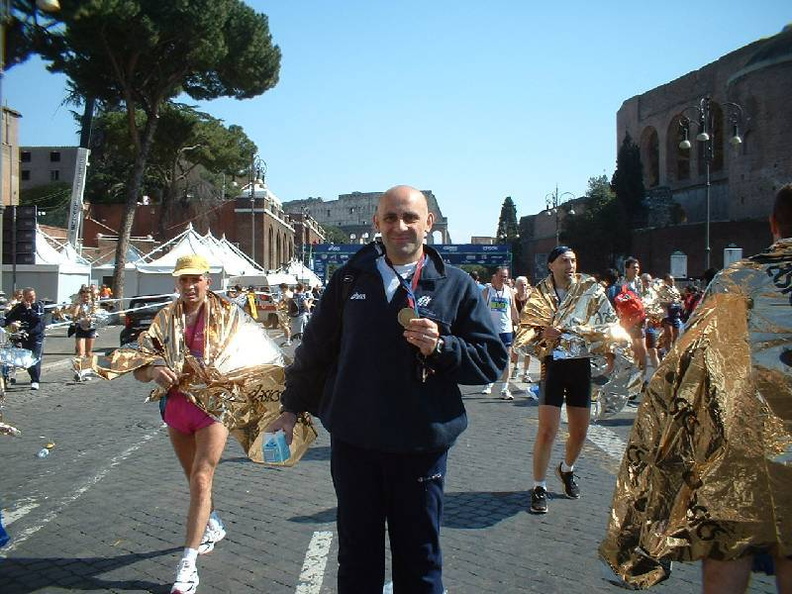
[92,292,317,466]
[514,273,622,360]
[599,238,792,589]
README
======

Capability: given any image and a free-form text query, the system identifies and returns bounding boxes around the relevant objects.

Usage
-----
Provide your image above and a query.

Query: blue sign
[312,243,512,283]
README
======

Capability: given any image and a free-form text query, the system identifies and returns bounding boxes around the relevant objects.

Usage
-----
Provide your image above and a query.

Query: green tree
[3,0,61,71]
[562,175,630,273]
[321,225,349,244]
[496,196,522,273]
[87,104,257,235]
[38,0,280,299]
[496,196,518,242]
[612,132,646,229]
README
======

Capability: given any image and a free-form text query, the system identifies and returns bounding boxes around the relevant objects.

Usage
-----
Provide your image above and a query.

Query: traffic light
[2,205,38,265]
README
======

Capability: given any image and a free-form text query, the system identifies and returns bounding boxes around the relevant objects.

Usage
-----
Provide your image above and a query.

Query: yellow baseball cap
[172,254,210,277]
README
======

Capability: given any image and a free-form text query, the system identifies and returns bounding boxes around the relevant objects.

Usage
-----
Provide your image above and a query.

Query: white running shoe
[500,388,514,400]
[481,383,493,395]
[522,372,533,384]
[30,382,39,390]
[170,559,199,594]
[197,514,226,555]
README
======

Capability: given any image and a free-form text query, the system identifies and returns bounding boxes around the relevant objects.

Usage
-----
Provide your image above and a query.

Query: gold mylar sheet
[92,292,317,467]
[599,239,792,589]
[514,273,622,361]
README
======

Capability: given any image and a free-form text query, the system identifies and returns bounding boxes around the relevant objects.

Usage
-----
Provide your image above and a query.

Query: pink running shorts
[163,391,217,434]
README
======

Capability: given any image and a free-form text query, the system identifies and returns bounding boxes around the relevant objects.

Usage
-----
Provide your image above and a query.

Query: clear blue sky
[5,1,791,242]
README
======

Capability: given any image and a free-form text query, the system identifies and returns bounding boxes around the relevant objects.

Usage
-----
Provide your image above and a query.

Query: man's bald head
[374,185,434,264]
[379,185,428,210]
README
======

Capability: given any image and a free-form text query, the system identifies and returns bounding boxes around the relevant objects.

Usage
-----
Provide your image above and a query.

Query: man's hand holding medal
[399,308,440,357]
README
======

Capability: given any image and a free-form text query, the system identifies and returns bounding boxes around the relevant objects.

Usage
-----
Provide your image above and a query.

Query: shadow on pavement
[595,418,635,427]
[301,445,331,462]
[288,490,534,530]
[291,508,337,524]
[443,490,528,529]
[0,546,179,593]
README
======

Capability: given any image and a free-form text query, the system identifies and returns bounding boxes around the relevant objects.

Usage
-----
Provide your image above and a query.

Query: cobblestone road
[0,326,776,593]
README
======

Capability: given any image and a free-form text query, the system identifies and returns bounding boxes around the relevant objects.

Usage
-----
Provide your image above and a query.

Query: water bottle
[262,430,290,463]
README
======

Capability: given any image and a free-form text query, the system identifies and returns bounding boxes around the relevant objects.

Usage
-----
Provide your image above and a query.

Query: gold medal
[398,308,418,328]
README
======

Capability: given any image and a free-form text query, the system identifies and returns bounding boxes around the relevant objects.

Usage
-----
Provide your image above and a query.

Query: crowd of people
[3,184,789,594]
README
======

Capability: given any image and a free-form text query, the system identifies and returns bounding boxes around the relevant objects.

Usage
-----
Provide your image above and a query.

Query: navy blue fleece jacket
[281,242,508,453]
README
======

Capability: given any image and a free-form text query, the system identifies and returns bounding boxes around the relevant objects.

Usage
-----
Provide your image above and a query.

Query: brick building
[84,181,295,271]
[288,210,326,263]
[617,25,791,276]
[517,26,791,281]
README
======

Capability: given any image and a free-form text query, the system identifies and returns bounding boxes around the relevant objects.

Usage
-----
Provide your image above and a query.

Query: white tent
[202,231,264,277]
[282,260,323,288]
[0,227,91,303]
[90,244,145,296]
[134,224,264,295]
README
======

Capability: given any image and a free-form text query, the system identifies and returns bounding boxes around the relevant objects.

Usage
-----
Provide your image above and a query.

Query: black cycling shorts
[74,327,97,339]
[539,357,591,408]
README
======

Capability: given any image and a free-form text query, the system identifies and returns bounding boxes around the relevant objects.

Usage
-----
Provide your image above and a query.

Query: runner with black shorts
[517,246,616,514]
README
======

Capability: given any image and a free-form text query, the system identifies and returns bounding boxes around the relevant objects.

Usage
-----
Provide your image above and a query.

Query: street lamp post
[545,185,576,246]
[248,154,265,264]
[678,96,746,270]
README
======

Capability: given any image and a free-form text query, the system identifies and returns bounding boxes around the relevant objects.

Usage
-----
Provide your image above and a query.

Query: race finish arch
[312,243,512,284]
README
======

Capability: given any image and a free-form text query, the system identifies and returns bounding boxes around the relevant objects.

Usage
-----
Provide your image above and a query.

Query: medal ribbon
[385,255,426,315]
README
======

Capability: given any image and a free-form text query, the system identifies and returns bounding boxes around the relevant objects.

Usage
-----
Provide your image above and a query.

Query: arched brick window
[268,227,274,269]
[640,126,660,187]
[667,115,690,182]
[276,233,282,269]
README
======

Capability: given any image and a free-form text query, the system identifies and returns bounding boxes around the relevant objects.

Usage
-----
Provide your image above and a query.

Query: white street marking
[560,403,628,461]
[0,428,161,555]
[295,530,333,594]
[2,500,40,526]
[587,423,627,461]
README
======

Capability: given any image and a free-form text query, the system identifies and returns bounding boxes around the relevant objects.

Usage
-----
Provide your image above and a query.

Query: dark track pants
[22,337,43,383]
[331,437,447,594]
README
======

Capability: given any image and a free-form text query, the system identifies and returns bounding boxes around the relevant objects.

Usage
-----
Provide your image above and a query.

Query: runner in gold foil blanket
[600,185,792,592]
[92,275,315,467]
[92,254,316,594]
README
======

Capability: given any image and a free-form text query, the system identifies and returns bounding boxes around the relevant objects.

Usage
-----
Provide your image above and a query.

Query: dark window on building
[50,151,61,162]
[21,170,30,181]
[641,126,660,188]
[50,170,60,181]
[20,151,31,163]
[668,115,690,182]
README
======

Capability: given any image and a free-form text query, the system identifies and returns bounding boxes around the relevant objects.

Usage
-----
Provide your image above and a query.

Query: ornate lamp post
[545,185,576,246]
[248,154,265,263]
[678,96,746,270]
